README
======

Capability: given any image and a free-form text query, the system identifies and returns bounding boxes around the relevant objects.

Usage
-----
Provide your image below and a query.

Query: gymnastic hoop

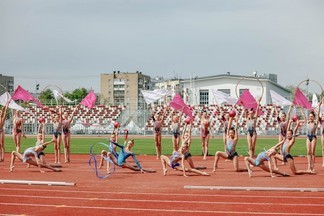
[296,79,323,109]
[41,85,65,105]
[89,142,116,179]
[235,76,264,104]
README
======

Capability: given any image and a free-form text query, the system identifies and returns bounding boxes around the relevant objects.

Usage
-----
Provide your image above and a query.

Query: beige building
[100,71,151,113]
[0,74,14,95]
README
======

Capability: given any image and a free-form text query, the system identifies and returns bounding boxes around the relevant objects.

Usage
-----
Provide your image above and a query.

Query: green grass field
[4,135,323,157]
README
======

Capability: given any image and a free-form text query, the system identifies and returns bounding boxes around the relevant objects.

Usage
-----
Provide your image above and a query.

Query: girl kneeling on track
[160,143,209,177]
[9,138,61,173]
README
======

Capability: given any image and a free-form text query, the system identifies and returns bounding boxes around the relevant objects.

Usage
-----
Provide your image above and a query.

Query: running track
[1,154,324,215]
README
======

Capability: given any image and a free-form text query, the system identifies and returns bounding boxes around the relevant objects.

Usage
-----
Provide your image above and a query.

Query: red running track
[1,153,324,215]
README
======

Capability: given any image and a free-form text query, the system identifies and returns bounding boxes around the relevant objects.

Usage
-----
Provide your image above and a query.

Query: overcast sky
[1,0,323,93]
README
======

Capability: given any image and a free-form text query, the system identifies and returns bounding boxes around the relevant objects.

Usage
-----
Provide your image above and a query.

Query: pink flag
[293,88,312,110]
[169,94,193,118]
[12,85,43,107]
[236,89,262,115]
[80,90,96,109]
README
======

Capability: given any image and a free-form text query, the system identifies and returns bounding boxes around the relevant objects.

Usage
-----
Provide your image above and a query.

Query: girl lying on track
[244,142,289,178]
[100,139,155,173]
[9,137,61,173]
[160,142,209,177]
[213,117,247,172]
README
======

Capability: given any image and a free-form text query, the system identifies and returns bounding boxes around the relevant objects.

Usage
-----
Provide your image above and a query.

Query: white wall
[183,76,290,106]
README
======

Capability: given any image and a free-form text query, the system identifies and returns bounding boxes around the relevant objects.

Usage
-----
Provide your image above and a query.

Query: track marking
[184,186,324,192]
[0,179,76,186]
[0,202,323,215]
[1,194,324,207]
[1,187,324,200]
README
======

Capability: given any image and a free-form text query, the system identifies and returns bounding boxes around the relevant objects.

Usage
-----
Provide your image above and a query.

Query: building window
[218,89,231,95]
[199,90,209,105]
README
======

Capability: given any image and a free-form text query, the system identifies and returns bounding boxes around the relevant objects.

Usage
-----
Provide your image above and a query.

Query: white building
[182,73,290,105]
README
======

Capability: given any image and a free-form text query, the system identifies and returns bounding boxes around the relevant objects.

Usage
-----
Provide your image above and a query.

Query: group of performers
[0,103,77,173]
[1,97,324,179]
[152,99,324,177]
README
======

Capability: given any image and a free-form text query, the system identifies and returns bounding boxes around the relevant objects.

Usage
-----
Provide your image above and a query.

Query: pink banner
[80,90,96,109]
[12,85,43,107]
[236,89,262,115]
[169,94,193,118]
[293,87,312,110]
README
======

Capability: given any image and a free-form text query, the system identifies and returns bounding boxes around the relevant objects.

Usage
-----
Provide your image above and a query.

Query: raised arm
[316,100,322,126]
[234,118,239,142]
[182,122,188,140]
[254,102,260,119]
[110,141,124,149]
[0,104,8,123]
[42,138,55,147]
[299,106,306,122]
[21,118,26,138]
[287,104,293,119]
[227,117,234,136]
[272,139,286,150]
[67,106,78,126]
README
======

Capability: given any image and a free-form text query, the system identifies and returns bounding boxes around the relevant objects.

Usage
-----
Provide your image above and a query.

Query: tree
[39,89,54,104]
[64,88,88,102]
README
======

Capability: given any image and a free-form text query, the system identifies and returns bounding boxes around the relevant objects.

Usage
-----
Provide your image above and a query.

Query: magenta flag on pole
[293,87,312,110]
[80,90,96,109]
[169,93,193,118]
[12,85,43,107]
[236,89,262,115]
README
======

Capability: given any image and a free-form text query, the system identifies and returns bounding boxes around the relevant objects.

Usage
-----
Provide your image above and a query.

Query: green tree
[39,89,54,104]
[64,88,88,102]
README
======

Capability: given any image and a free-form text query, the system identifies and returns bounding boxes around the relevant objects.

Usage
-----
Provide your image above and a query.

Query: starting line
[0,179,76,186]
[184,186,324,192]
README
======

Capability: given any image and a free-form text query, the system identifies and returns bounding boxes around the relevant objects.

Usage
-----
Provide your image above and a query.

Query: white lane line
[0,179,76,186]
[0,202,323,216]
[184,186,324,192]
[1,187,324,200]
[1,194,324,207]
